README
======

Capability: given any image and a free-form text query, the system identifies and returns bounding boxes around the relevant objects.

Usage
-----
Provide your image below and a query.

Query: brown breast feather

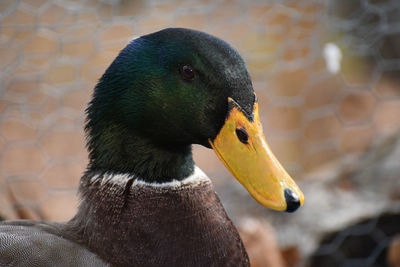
[67,171,250,267]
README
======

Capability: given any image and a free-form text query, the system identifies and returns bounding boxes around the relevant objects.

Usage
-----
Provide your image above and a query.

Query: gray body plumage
[0,221,108,267]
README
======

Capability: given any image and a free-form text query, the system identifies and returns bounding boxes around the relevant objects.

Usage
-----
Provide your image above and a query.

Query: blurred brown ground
[1,0,400,266]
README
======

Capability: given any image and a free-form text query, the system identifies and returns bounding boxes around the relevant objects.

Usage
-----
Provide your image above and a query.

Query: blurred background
[0,0,399,266]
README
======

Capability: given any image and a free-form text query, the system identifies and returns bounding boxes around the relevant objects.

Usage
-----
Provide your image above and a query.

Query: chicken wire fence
[309,213,400,267]
[0,0,399,265]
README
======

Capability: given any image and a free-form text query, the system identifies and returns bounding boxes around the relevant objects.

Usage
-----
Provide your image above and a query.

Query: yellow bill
[209,97,304,212]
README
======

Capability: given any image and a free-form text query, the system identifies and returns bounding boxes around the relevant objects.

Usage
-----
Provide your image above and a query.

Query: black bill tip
[284,188,300,213]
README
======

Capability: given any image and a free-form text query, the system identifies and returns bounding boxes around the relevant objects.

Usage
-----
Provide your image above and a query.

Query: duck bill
[209,97,304,212]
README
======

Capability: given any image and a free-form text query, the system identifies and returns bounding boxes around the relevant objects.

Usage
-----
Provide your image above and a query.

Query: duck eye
[180,64,195,80]
[236,128,249,144]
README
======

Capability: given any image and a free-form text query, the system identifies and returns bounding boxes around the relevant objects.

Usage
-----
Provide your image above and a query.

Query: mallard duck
[0,28,304,266]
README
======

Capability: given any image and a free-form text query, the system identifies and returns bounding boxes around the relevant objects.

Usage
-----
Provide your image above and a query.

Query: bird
[0,28,304,266]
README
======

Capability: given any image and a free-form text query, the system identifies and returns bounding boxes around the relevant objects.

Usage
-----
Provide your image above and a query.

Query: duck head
[86,28,304,212]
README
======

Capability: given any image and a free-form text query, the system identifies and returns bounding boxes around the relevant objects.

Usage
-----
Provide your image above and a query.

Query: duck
[0,28,304,266]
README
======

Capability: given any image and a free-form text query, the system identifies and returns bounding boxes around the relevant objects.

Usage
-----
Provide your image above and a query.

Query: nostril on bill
[284,188,300,213]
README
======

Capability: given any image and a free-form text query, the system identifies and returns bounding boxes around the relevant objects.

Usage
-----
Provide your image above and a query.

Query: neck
[86,121,195,183]
[67,167,248,266]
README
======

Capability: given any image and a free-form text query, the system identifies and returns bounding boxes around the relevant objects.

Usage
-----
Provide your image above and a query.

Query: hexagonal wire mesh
[0,0,399,266]
[309,213,400,267]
